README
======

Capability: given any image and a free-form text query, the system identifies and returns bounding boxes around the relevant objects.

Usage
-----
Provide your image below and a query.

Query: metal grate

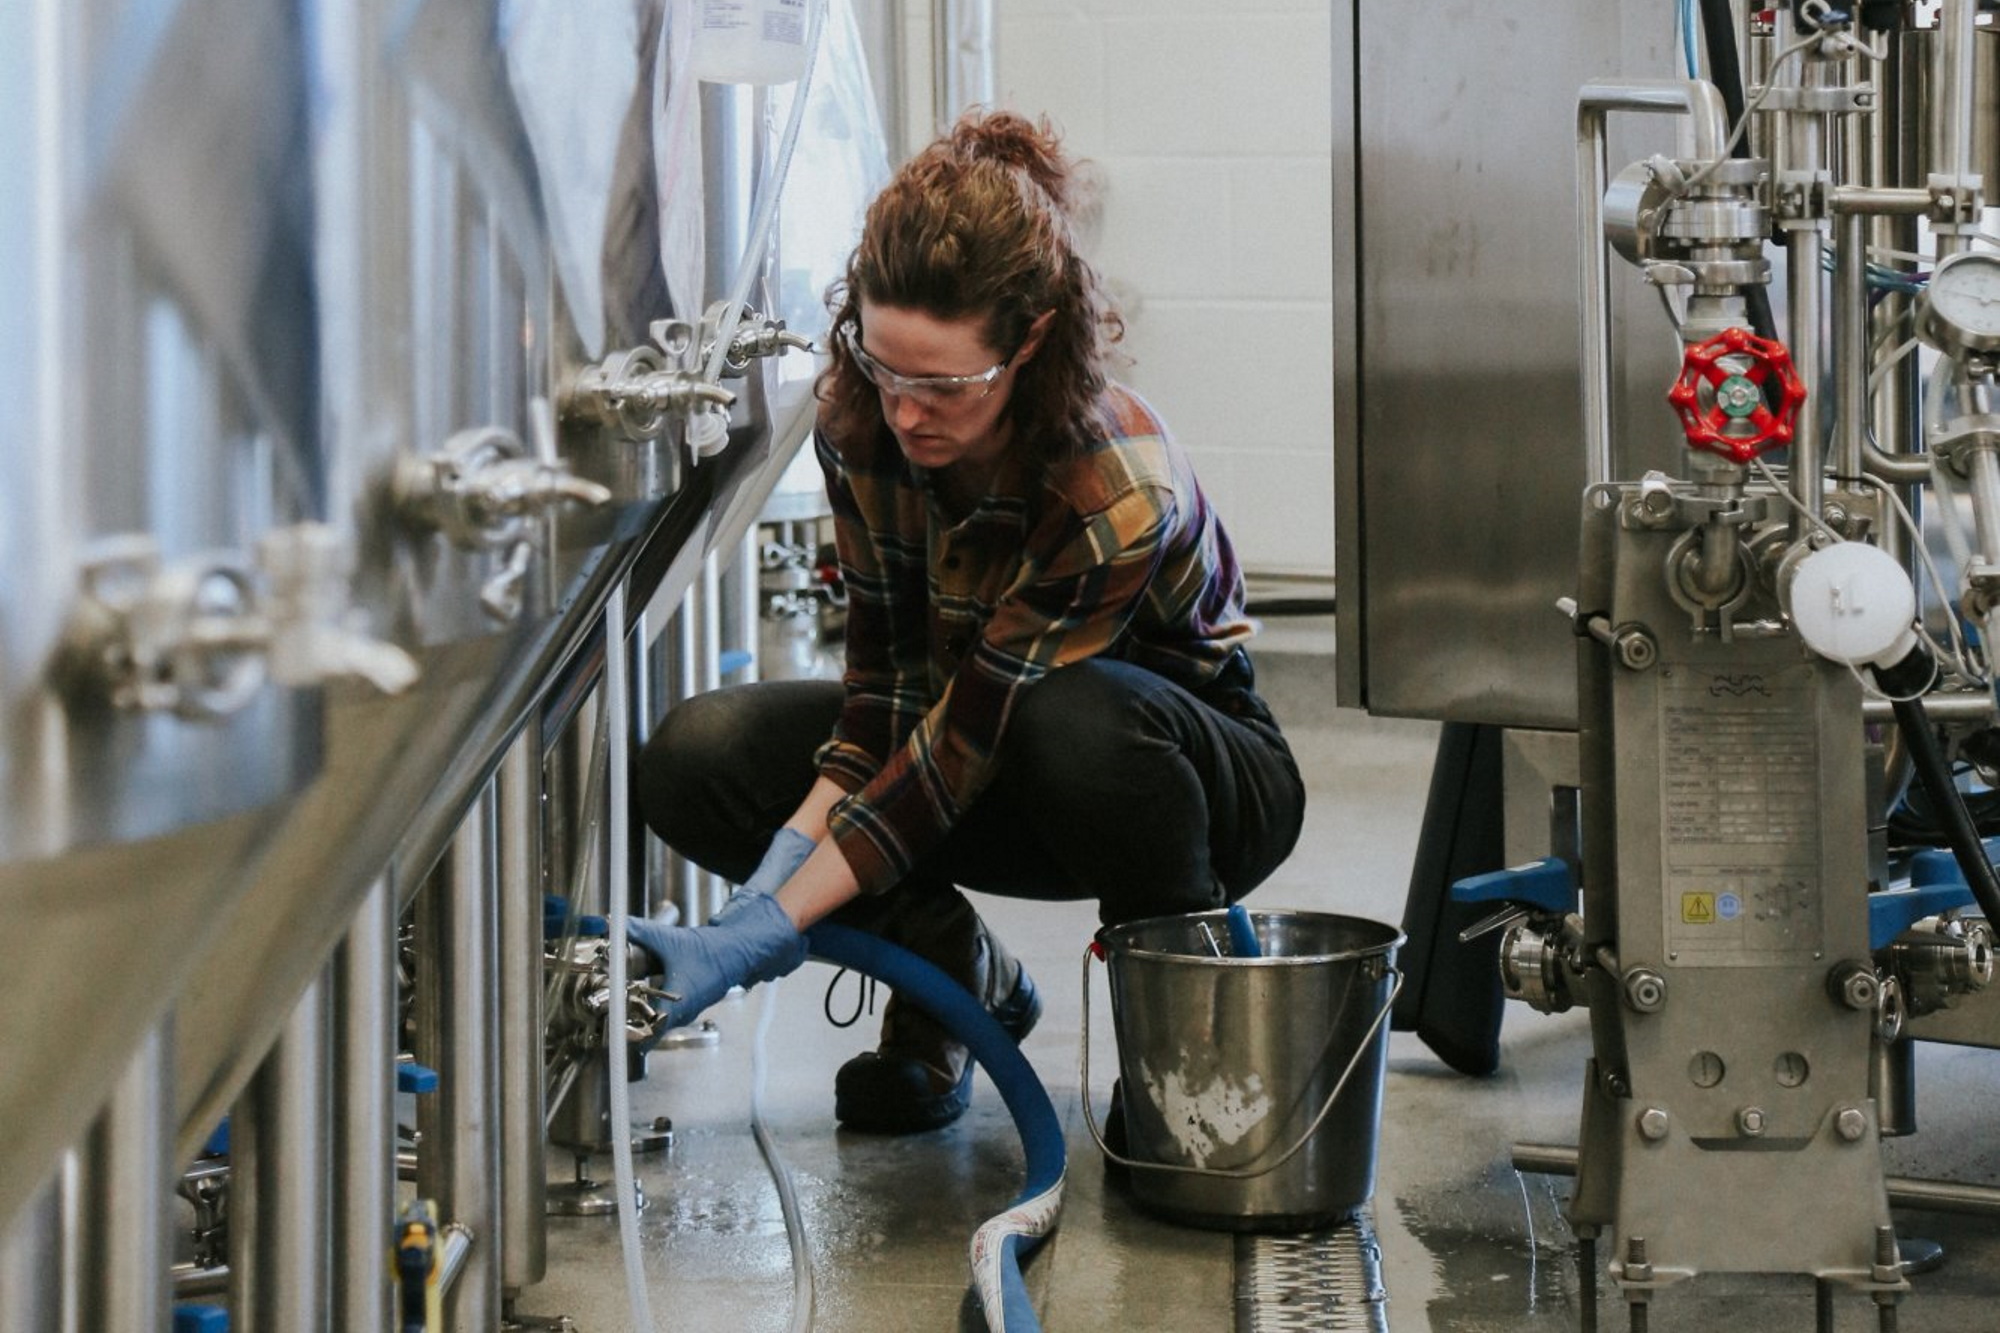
[1234,1216,1391,1332]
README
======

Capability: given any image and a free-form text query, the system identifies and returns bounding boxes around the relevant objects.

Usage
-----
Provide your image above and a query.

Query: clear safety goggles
[839,321,1011,406]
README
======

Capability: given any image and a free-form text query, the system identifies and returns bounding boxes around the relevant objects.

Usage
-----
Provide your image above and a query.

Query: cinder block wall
[996,0,1334,576]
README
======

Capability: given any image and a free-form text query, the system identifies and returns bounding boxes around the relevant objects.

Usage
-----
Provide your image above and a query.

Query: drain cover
[1234,1216,1390,1332]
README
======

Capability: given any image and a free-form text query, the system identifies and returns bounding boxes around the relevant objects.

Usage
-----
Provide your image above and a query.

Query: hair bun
[949,110,1074,214]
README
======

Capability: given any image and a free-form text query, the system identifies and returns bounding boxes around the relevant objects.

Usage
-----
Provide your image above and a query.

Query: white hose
[751,979,816,1332]
[603,583,656,1332]
[687,0,828,457]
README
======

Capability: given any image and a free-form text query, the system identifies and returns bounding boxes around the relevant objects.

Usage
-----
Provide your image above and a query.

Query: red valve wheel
[1665,326,1807,464]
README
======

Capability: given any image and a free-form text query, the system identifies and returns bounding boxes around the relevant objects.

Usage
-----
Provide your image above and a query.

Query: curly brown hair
[816,110,1125,468]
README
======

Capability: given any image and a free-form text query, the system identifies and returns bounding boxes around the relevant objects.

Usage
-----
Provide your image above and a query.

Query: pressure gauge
[1917,251,2000,358]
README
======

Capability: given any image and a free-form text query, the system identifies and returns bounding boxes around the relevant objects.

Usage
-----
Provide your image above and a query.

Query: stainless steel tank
[0,0,325,1230]
[168,0,807,1159]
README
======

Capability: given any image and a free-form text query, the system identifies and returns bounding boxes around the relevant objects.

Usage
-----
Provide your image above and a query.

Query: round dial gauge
[1919,250,2000,357]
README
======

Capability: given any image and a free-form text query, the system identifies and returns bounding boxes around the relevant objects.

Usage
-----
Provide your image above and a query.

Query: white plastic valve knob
[1787,541,1919,669]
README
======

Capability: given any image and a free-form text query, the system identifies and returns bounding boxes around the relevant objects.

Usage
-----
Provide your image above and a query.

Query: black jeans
[633,652,1307,928]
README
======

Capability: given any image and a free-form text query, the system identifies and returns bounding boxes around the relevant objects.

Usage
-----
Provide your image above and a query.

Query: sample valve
[54,523,418,719]
[393,405,612,622]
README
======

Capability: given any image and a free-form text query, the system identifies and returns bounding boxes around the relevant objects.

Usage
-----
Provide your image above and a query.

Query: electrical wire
[1678,0,1702,80]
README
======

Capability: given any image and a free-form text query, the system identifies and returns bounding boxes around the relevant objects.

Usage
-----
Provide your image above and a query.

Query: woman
[631,109,1305,1134]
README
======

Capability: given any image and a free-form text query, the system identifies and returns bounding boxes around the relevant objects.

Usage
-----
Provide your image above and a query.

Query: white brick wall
[997,1,1335,575]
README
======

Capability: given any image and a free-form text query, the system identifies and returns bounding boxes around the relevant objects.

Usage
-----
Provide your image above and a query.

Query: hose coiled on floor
[805,923,1066,1333]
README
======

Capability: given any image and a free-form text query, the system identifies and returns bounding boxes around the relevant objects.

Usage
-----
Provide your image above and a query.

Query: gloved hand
[712,827,817,924]
[627,891,808,1032]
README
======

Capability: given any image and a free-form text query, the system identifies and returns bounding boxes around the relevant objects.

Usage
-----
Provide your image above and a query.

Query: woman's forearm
[775,836,862,929]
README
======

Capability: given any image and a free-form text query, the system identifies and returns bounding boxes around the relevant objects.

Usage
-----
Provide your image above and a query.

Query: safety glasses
[839,322,1011,406]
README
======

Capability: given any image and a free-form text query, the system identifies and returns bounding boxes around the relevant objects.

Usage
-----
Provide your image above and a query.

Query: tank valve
[393,406,612,622]
[567,318,737,451]
[54,524,418,719]
[1667,326,1807,464]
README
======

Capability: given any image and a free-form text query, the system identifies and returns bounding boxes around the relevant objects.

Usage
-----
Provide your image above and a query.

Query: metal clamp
[393,407,611,622]
[54,523,418,718]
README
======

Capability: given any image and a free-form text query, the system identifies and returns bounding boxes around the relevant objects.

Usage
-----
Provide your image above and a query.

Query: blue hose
[805,922,1066,1333]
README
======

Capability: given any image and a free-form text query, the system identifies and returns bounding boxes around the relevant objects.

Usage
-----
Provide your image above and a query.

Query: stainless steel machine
[1341,1,2000,1327]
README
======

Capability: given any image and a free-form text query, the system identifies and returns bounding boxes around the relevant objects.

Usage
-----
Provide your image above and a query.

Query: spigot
[568,337,736,444]
[394,415,611,625]
[258,523,420,695]
[54,524,418,717]
[705,300,815,377]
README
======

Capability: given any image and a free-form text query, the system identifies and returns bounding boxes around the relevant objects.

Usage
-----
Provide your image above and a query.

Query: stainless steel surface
[0,1176,63,1332]
[416,792,502,1333]
[1518,1141,2000,1218]
[498,722,549,1291]
[231,977,331,1333]
[77,1024,173,1333]
[0,0,322,1232]
[1334,8,1700,727]
[333,878,397,1333]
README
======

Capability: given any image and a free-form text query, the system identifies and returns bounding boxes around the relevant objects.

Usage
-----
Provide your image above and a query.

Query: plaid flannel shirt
[813,383,1255,892]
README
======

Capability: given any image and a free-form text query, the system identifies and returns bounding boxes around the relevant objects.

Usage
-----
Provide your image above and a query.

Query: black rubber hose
[1879,648,2000,925]
[1697,0,1780,344]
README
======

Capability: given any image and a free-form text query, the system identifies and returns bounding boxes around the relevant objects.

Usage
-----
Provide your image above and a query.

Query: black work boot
[834,893,1041,1133]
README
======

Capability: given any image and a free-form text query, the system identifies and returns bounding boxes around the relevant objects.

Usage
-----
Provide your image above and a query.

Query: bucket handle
[1078,942,1404,1181]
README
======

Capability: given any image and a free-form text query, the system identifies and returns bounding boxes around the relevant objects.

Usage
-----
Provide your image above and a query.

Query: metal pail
[1085,909,1403,1231]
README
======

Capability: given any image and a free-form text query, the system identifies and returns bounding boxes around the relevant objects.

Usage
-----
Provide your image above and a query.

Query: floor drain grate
[1234,1216,1390,1332]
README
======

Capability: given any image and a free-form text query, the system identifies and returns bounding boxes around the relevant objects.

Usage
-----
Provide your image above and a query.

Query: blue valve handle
[1450,857,1576,916]
[174,1306,229,1333]
[1869,883,1979,951]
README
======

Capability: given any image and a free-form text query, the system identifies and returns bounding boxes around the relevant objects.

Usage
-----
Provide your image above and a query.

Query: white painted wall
[995,0,1335,575]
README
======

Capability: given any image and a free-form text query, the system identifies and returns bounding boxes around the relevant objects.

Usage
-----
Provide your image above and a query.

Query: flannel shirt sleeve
[827,485,1174,891]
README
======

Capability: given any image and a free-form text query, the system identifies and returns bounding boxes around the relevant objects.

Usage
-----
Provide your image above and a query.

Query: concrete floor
[517,631,2000,1332]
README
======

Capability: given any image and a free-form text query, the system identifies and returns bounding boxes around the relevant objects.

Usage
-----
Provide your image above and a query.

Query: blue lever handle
[1450,858,1576,916]
[174,1306,229,1333]
[1869,883,1979,951]
[398,1062,440,1095]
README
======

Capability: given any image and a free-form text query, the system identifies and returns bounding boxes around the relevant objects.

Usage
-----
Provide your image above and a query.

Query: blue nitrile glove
[712,827,817,924]
[627,891,808,1031]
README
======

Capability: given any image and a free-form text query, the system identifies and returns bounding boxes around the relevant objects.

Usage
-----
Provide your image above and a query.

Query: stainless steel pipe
[1576,80,1731,485]
[231,977,331,1333]
[498,722,549,1292]
[333,876,397,1332]
[78,1022,173,1333]
[416,791,503,1332]
[1515,1142,2000,1217]
[0,1173,65,1331]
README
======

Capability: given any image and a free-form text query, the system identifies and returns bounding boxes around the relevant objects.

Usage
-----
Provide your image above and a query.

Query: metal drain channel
[1234,1215,1390,1332]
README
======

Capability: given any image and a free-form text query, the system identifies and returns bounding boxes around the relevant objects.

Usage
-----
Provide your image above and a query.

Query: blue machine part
[1449,857,1577,916]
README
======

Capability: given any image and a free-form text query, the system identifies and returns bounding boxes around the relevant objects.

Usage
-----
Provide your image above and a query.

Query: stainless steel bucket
[1085,909,1403,1231]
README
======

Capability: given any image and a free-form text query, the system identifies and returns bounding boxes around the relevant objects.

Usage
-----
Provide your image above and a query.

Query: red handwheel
[1665,326,1808,464]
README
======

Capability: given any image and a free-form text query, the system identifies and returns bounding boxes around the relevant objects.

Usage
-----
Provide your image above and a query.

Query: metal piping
[1515,1142,2000,1217]
[78,1023,173,1332]
[232,978,331,1333]
[415,793,502,1331]
[0,1176,61,1330]
[1933,0,1982,258]
[1835,210,1869,479]
[497,723,549,1292]
[1576,80,1731,484]
[332,877,396,1332]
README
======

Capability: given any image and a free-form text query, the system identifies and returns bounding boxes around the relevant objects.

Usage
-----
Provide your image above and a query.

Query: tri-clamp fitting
[393,412,612,622]
[53,523,419,719]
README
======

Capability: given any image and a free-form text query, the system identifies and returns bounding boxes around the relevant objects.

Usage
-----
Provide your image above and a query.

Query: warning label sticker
[1681,892,1716,924]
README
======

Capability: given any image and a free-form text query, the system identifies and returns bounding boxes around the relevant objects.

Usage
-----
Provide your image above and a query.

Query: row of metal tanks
[0,0,869,1317]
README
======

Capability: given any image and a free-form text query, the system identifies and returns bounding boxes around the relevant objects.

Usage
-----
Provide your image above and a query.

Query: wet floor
[517,633,2000,1331]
